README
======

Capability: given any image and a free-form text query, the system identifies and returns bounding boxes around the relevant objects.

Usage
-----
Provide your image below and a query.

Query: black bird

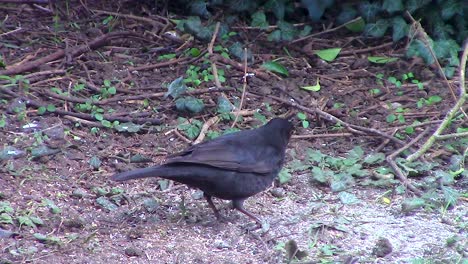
[111,118,293,224]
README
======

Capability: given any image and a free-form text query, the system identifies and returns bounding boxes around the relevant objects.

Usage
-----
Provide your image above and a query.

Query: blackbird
[111,118,293,224]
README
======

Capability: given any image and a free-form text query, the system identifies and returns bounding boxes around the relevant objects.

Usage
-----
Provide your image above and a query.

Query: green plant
[177,117,203,139]
[297,112,309,128]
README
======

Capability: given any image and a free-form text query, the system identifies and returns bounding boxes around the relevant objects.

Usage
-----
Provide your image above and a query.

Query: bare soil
[0,1,466,264]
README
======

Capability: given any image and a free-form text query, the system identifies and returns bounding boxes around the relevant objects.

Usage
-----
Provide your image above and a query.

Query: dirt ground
[0,1,466,264]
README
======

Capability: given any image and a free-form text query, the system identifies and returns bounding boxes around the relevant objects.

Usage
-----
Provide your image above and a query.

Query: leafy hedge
[171,0,466,77]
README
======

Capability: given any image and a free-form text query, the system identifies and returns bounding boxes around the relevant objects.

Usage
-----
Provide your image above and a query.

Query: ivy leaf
[251,11,268,29]
[301,79,321,91]
[382,0,403,14]
[301,0,334,21]
[165,76,187,99]
[345,17,365,32]
[175,97,205,113]
[315,48,341,62]
[278,168,292,184]
[264,0,286,20]
[189,0,210,18]
[441,0,461,20]
[217,96,233,113]
[405,0,431,13]
[392,17,409,42]
[358,1,380,22]
[261,61,289,76]
[364,19,390,37]
[277,20,296,41]
[337,5,357,25]
[406,39,434,64]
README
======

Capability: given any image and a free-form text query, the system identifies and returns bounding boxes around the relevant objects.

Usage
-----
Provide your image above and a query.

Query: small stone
[124,247,144,257]
[372,237,393,257]
[71,188,87,198]
[270,187,286,198]
[63,217,85,229]
[214,239,231,249]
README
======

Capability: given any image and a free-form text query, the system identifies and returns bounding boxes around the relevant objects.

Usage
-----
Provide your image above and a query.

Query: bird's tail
[111,166,167,182]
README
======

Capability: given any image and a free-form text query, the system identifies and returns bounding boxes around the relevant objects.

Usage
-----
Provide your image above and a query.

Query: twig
[194,116,219,144]
[172,129,191,144]
[259,93,408,146]
[386,128,432,196]
[0,31,140,76]
[208,22,222,88]
[231,48,249,127]
[289,16,363,45]
[291,132,353,139]
[91,9,166,28]
[129,57,189,72]
[406,40,468,162]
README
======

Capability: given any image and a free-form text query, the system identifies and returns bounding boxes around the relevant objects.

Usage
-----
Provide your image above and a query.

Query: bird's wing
[166,136,279,174]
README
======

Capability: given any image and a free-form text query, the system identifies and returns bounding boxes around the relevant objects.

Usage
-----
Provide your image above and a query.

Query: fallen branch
[0,31,140,76]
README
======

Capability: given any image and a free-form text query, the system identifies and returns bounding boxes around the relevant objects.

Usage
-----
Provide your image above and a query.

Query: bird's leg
[204,194,221,220]
[232,199,262,225]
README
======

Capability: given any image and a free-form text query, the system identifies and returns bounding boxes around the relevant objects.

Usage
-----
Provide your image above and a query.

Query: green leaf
[189,48,201,57]
[441,0,462,20]
[46,104,56,112]
[278,168,292,184]
[310,166,330,184]
[96,197,118,211]
[307,149,324,163]
[158,53,177,60]
[301,79,321,91]
[386,114,396,123]
[297,112,307,120]
[406,39,434,64]
[107,86,116,95]
[364,19,390,37]
[337,5,358,25]
[338,191,360,204]
[277,20,296,41]
[94,113,104,121]
[18,216,35,228]
[315,48,341,62]
[165,76,187,99]
[29,216,44,225]
[368,56,398,64]
[114,122,142,133]
[363,152,385,164]
[427,95,442,105]
[405,0,431,13]
[261,61,289,76]
[217,96,233,114]
[348,146,364,160]
[37,106,46,115]
[0,213,13,224]
[189,0,210,18]
[101,120,112,128]
[345,17,365,32]
[301,0,334,21]
[251,11,268,29]
[89,155,101,169]
[392,17,409,42]
[382,0,403,13]
[175,97,205,113]
[265,0,286,20]
[267,30,282,42]
[358,1,380,22]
